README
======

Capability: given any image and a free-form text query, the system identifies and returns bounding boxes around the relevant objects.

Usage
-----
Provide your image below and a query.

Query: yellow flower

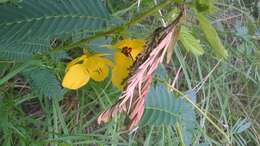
[113,39,145,59]
[62,64,90,90]
[111,39,145,90]
[62,53,112,90]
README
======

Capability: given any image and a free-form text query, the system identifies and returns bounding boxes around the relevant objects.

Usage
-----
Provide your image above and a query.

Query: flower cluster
[62,53,113,90]
[62,39,145,90]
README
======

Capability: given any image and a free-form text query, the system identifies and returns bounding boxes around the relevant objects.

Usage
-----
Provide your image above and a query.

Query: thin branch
[54,0,173,52]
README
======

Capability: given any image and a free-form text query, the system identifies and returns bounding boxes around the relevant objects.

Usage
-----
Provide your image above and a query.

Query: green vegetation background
[0,0,259,145]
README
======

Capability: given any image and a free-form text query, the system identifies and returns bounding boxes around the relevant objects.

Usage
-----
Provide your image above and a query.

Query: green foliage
[0,0,110,60]
[231,118,251,146]
[106,0,134,14]
[0,0,22,3]
[0,95,41,146]
[231,118,251,134]
[179,91,197,145]
[194,0,215,13]
[0,60,41,86]
[0,0,9,3]
[0,0,259,145]
[23,67,63,99]
[141,84,197,145]
[141,84,181,126]
[140,66,197,145]
[0,39,50,60]
[197,13,228,58]
[179,26,204,56]
[0,97,13,132]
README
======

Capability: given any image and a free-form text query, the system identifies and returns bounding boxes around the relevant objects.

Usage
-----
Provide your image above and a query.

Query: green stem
[176,122,185,146]
[154,77,231,143]
[58,0,172,52]
[125,0,172,27]
[167,84,231,143]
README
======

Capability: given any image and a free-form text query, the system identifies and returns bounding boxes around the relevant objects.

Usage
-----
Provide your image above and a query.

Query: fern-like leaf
[0,39,50,60]
[0,0,111,60]
[140,66,197,145]
[23,68,63,99]
[0,0,110,42]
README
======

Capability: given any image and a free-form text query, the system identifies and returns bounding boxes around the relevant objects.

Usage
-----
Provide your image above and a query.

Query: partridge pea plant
[4,0,258,145]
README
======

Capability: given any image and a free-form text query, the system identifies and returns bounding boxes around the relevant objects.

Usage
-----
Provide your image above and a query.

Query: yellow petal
[114,39,145,49]
[62,64,90,90]
[66,54,88,70]
[91,66,109,81]
[131,47,144,59]
[113,39,145,59]
[112,52,134,90]
[87,53,110,58]
[84,55,113,82]
[114,51,134,66]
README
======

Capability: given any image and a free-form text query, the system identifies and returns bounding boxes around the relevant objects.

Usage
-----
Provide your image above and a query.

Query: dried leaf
[98,6,186,130]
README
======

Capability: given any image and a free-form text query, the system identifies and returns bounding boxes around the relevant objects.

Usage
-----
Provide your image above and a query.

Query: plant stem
[58,0,172,52]
[168,84,231,143]
[176,122,186,146]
